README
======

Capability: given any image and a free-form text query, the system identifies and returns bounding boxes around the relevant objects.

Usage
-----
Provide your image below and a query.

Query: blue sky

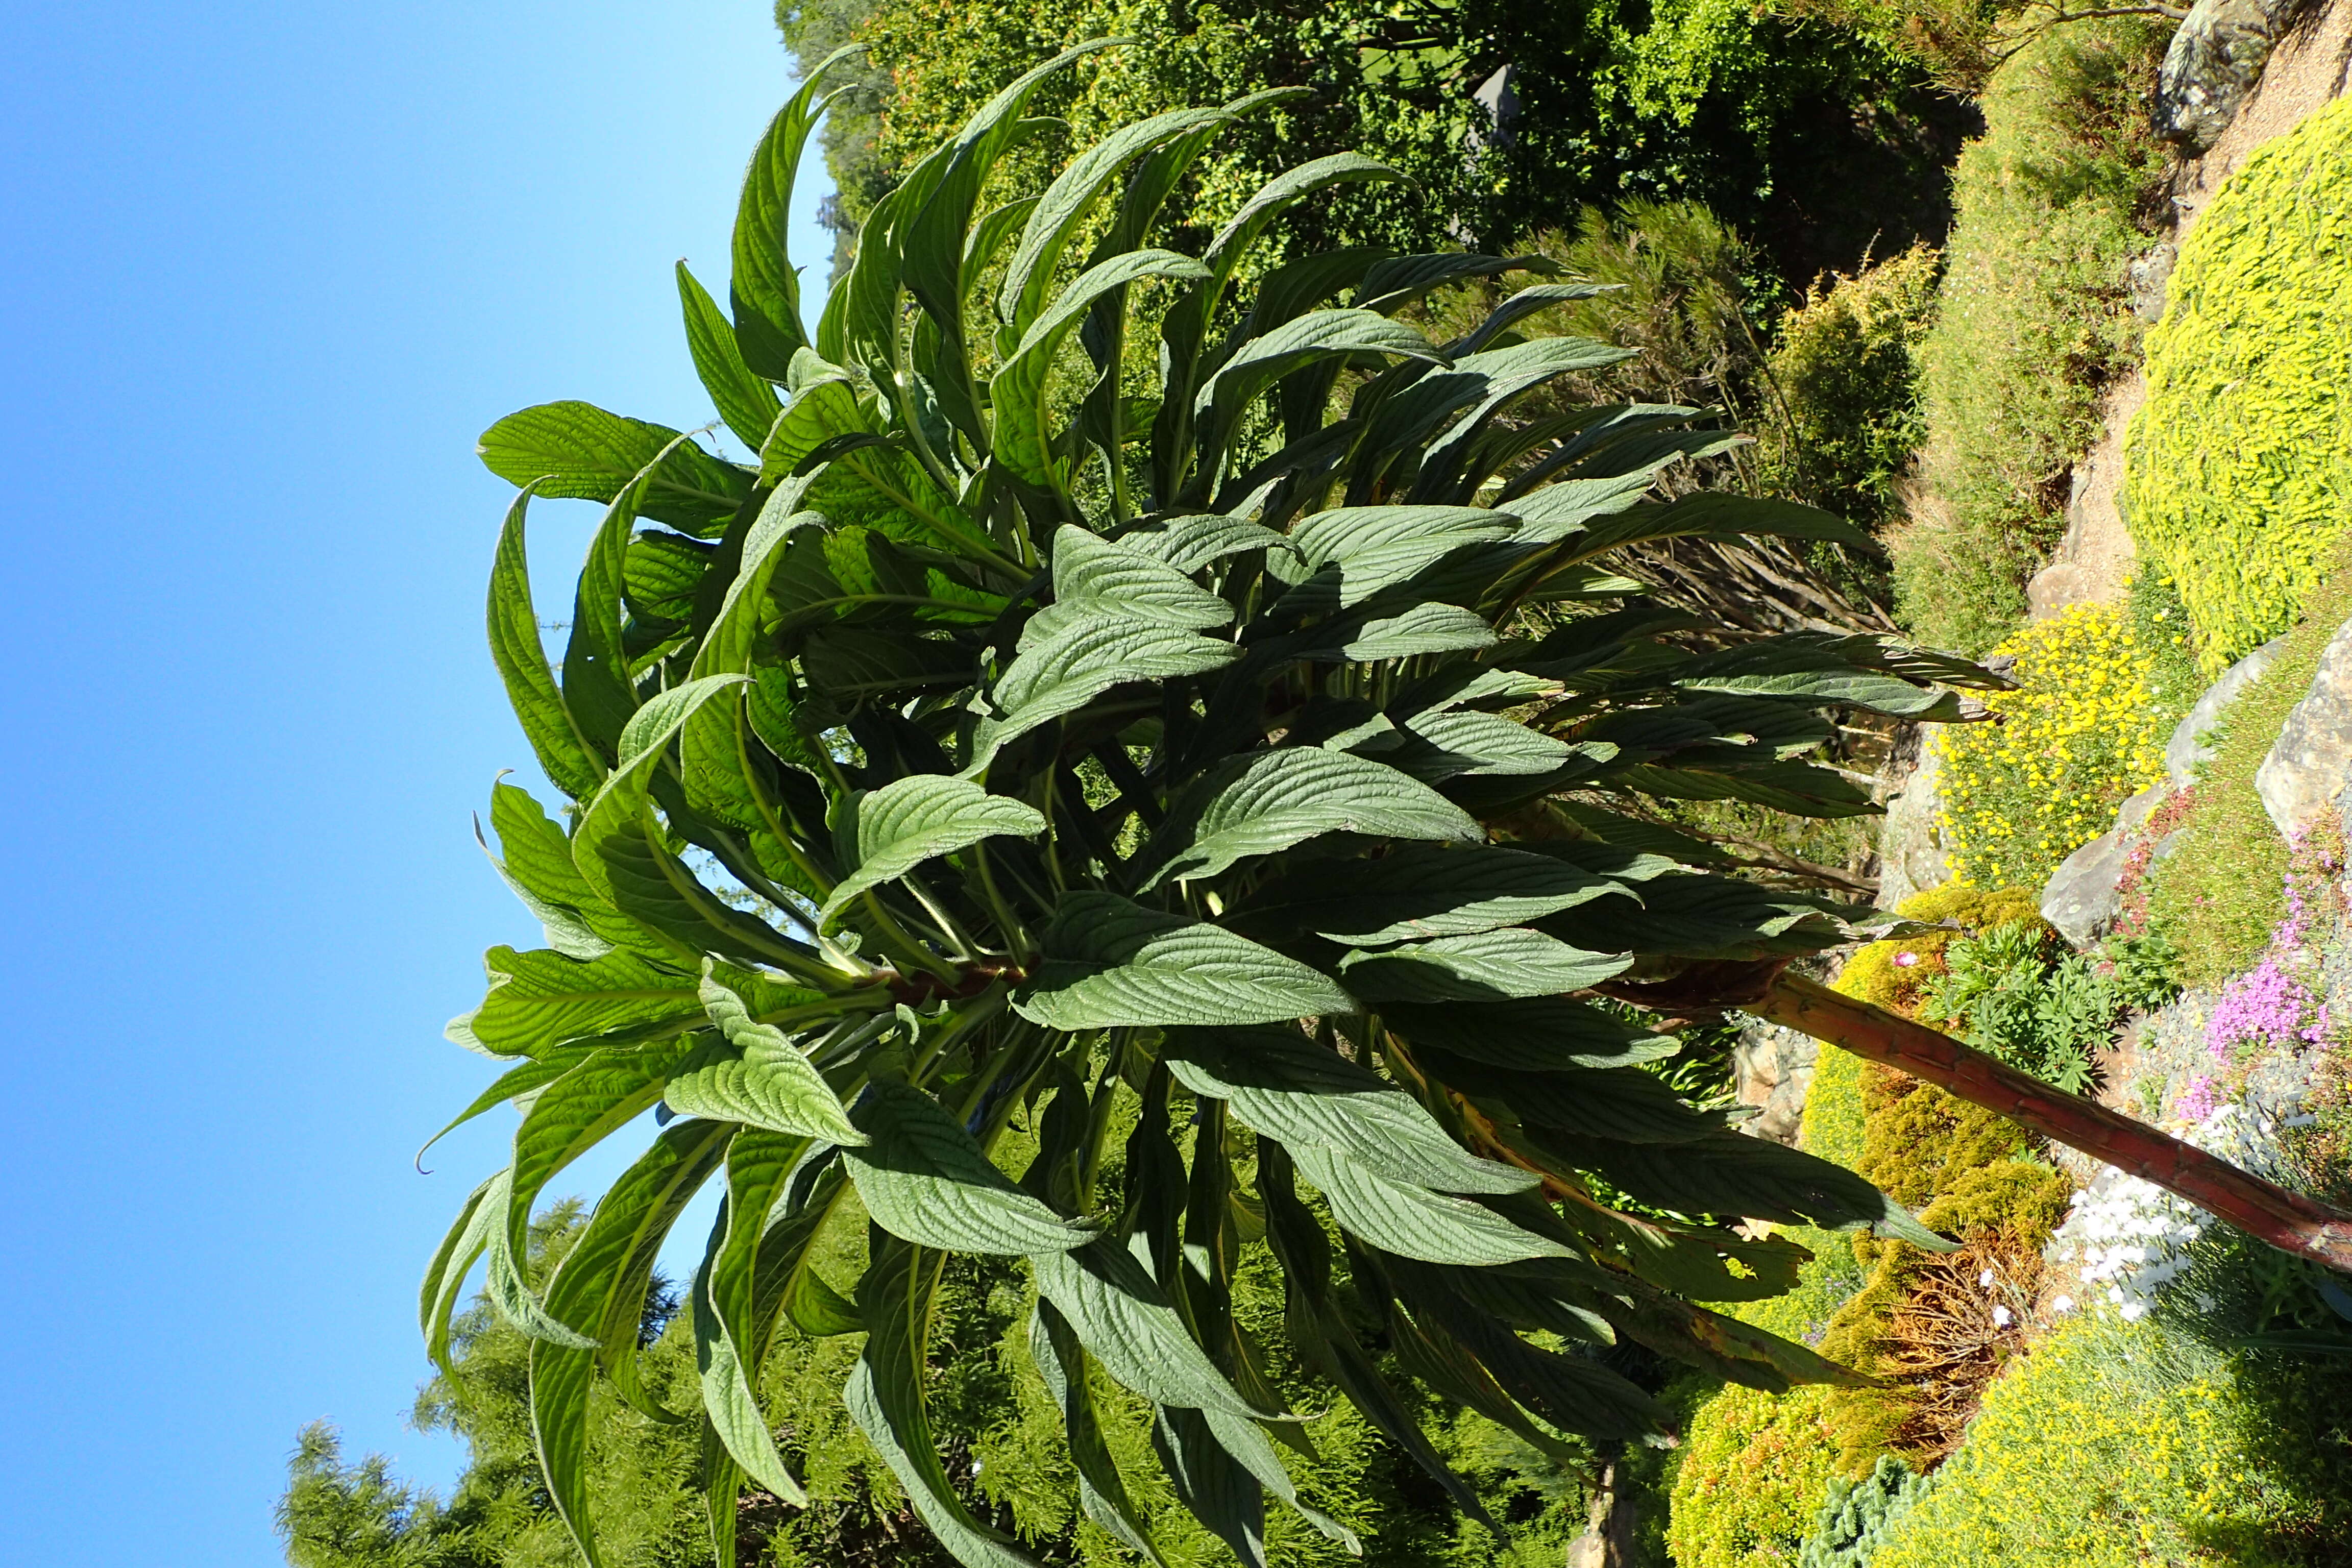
[0,2,832,1556]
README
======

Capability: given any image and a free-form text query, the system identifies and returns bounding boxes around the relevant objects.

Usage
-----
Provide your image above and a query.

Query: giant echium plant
[427,43,2003,1568]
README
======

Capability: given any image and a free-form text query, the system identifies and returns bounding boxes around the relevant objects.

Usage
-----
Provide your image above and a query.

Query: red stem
[1754,972,2352,1275]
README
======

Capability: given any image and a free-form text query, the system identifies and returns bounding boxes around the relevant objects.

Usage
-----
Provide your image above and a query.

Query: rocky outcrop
[2168,636,2287,785]
[2158,0,2314,152]
[1875,729,1951,910]
[2040,784,2164,947]
[1733,1021,1818,1146]
[2257,618,2352,836]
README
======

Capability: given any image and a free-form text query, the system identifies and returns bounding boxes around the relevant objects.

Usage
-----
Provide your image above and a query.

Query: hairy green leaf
[1017,893,1355,1028]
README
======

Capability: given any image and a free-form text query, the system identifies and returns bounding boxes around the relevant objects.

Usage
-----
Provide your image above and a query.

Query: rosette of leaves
[427,44,2001,1568]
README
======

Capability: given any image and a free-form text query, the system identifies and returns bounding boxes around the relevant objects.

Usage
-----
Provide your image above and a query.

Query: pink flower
[1893,951,1919,968]
[2177,1074,2219,1122]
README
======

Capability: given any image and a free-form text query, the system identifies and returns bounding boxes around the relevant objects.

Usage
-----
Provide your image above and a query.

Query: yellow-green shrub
[1757,244,1941,533]
[1802,884,2046,1168]
[1933,602,2168,888]
[2123,94,2352,675]
[1871,1316,2316,1566]
[1668,1382,1844,1568]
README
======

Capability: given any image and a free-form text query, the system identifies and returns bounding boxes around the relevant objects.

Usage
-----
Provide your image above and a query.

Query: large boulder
[2038,783,2163,948]
[1875,733,1951,910]
[2257,618,2352,837]
[2157,0,2310,152]
[2168,635,2287,786]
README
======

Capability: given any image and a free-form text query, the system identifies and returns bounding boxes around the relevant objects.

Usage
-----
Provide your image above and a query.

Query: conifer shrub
[2123,94,2352,675]
[1799,1453,1930,1568]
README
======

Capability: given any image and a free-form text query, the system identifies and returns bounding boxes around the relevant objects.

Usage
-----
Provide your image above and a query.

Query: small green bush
[1892,17,2169,651]
[2123,93,2352,674]
[1758,244,1941,535]
[1668,1382,1845,1568]
[1800,1454,1931,1568]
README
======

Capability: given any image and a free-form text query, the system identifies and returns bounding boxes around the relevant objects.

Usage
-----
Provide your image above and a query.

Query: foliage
[291,1205,1598,1568]
[1778,0,2016,92]
[1932,602,2167,888]
[1869,1312,2352,1566]
[1799,1453,1930,1568]
[432,55,2000,1568]
[817,0,1972,288]
[1891,17,2170,652]
[2123,95,2352,675]
[2148,542,2352,988]
[1667,1380,1844,1568]
[2124,566,2203,720]
[1756,244,1941,538]
[1920,921,2128,1093]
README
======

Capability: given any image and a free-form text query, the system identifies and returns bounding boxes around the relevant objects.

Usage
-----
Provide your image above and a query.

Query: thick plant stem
[1754,972,2352,1275]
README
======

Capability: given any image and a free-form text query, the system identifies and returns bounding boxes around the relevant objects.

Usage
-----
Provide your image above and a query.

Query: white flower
[1992,1305,2013,1327]
[2052,1294,2075,1314]
[1979,1268,1996,1289]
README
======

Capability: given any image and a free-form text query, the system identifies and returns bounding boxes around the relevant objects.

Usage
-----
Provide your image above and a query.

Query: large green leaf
[1160,1027,1533,1195]
[477,401,751,532]
[485,491,602,800]
[848,1238,1045,1568]
[1022,525,1233,647]
[1016,893,1355,1028]
[694,1132,811,1505]
[727,47,856,378]
[1287,1142,1568,1265]
[1265,504,1519,613]
[1141,747,1478,888]
[570,675,802,965]
[820,774,1045,925]
[992,249,1210,489]
[998,106,1229,335]
[844,1080,1099,1255]
[965,610,1240,775]
[1029,1238,1270,1417]
[504,1039,701,1306]
[677,261,782,452]
[420,1171,503,1379]
[1228,843,1622,945]
[452,945,701,1060]
[1337,927,1630,1000]
[1027,1301,1168,1564]
[1378,998,1681,1071]
[530,1119,733,1565]
[1150,1407,1267,1568]
[661,972,864,1142]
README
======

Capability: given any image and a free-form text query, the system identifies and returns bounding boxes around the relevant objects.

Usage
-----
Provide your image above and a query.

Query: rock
[2118,780,2165,834]
[2156,0,2310,152]
[1875,732,1951,910]
[2168,635,2288,786]
[1469,65,1518,148]
[1733,1021,1818,1146]
[2257,617,2352,837]
[2130,242,2178,323]
[2042,827,2133,948]
[2027,560,2098,620]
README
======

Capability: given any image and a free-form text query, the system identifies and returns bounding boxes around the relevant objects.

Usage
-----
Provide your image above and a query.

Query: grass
[2146,541,2352,989]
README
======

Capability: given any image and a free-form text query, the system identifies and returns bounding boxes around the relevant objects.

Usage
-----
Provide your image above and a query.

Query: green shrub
[2123,94,2352,674]
[1932,601,2169,888]
[1800,1453,1930,1568]
[829,0,1969,285]
[1920,922,2126,1092]
[2148,540,2352,987]
[1892,17,2169,651]
[1757,244,1941,535]
[1870,1314,2342,1566]
[1669,1382,1845,1567]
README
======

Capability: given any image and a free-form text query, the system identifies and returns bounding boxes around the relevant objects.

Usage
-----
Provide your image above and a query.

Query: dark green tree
[424,45,2167,1568]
